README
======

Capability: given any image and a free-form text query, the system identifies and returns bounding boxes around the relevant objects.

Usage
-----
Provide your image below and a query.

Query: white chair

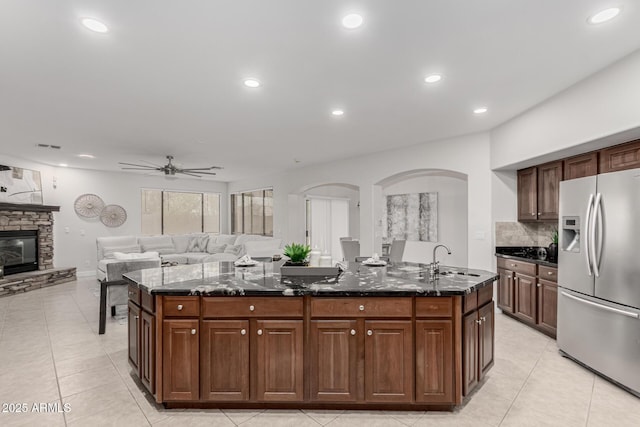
[340,240,360,262]
[389,239,406,263]
[339,236,353,241]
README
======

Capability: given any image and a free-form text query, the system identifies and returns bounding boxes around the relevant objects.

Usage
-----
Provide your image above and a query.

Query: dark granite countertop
[123,261,498,297]
[495,253,558,268]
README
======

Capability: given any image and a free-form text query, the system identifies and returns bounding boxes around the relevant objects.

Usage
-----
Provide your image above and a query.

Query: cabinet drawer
[202,297,303,318]
[463,291,477,314]
[141,290,155,313]
[163,296,200,317]
[478,283,494,307]
[128,284,140,305]
[415,297,453,318]
[538,265,557,283]
[311,297,412,318]
[497,257,536,276]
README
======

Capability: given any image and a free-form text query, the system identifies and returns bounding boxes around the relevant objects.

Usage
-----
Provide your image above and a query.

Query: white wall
[0,155,228,276]
[229,132,494,271]
[491,48,640,170]
[382,174,468,266]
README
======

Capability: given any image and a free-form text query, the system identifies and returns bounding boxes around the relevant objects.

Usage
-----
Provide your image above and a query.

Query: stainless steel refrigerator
[558,168,640,396]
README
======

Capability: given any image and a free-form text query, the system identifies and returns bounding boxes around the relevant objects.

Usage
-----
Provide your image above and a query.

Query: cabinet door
[564,153,598,180]
[364,320,413,403]
[517,167,538,221]
[462,311,478,396]
[478,303,495,379]
[497,268,514,313]
[201,320,249,401]
[415,320,453,403]
[514,274,537,324]
[537,161,563,220]
[140,310,155,394]
[128,302,141,374]
[310,320,358,402]
[537,279,558,337]
[163,319,199,401]
[255,320,304,402]
[599,140,640,173]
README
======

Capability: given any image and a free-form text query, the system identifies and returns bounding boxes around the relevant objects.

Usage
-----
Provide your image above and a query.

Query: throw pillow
[216,234,237,245]
[103,244,141,259]
[207,243,227,254]
[187,235,209,252]
[224,244,243,256]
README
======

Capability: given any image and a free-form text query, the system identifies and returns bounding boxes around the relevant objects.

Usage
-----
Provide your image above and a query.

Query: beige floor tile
[152,410,235,426]
[587,377,640,427]
[55,353,115,378]
[67,407,150,427]
[302,409,345,426]
[327,411,407,426]
[58,363,123,397]
[0,402,66,427]
[242,410,321,426]
[221,408,264,424]
[415,412,493,427]
[61,380,133,423]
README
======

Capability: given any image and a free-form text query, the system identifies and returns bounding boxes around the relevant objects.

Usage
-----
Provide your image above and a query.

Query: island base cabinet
[201,320,249,401]
[463,300,495,396]
[163,319,199,401]
[128,302,141,373]
[255,320,304,402]
[310,320,358,402]
[479,303,495,377]
[140,310,155,394]
[415,320,454,404]
[364,320,413,403]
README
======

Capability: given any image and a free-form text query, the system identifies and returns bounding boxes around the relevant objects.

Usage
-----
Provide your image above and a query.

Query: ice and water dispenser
[562,216,580,252]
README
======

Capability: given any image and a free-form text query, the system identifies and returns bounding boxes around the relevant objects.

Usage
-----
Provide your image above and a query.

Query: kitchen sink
[440,270,480,277]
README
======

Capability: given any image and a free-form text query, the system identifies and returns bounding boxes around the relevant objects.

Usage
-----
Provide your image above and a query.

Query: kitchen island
[124,261,498,410]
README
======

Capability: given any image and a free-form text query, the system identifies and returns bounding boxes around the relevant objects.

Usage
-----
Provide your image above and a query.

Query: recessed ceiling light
[424,74,442,84]
[77,154,95,159]
[59,163,68,167]
[342,14,363,29]
[81,18,109,33]
[332,109,345,116]
[473,107,488,114]
[243,78,261,88]
[588,7,621,24]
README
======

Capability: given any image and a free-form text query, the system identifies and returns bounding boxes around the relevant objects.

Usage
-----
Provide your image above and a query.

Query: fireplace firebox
[0,230,38,275]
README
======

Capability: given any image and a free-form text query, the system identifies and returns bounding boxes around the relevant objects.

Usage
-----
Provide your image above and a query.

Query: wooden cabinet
[462,309,479,395]
[462,285,494,396]
[537,279,558,336]
[163,319,199,401]
[599,139,640,173]
[517,162,562,221]
[514,273,537,324]
[200,320,249,401]
[478,302,494,377]
[415,320,453,403]
[128,301,141,372]
[497,268,514,313]
[564,153,598,180]
[255,320,304,402]
[310,320,358,402]
[140,310,155,394]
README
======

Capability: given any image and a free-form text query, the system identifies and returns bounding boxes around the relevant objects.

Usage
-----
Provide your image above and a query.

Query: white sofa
[96,233,283,282]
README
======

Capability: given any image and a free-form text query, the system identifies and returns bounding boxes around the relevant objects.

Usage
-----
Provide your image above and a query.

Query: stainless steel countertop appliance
[558,168,640,397]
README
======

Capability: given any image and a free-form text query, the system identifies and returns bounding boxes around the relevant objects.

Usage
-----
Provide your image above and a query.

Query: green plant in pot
[283,243,311,266]
[548,229,558,261]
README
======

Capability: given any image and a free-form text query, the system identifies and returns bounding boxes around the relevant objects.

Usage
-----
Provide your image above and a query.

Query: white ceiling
[2,0,640,181]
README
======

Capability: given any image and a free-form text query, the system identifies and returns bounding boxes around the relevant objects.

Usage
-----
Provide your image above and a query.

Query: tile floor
[0,277,639,426]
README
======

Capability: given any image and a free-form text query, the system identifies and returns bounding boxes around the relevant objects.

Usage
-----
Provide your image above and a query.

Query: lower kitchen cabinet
[537,279,558,336]
[200,320,250,401]
[255,320,304,402]
[514,273,537,324]
[140,310,155,393]
[463,288,495,396]
[163,319,199,401]
[128,301,141,372]
[497,268,514,313]
[415,320,453,403]
[478,302,495,377]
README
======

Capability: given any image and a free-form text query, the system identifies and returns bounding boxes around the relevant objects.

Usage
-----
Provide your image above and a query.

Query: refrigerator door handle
[585,193,594,276]
[595,192,604,273]
[591,193,602,277]
[561,291,639,319]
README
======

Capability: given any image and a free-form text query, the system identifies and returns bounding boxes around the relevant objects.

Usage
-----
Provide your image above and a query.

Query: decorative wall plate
[74,194,105,218]
[100,204,127,227]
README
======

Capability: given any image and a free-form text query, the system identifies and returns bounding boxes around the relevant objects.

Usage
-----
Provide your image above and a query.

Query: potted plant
[283,243,311,266]
[548,229,558,261]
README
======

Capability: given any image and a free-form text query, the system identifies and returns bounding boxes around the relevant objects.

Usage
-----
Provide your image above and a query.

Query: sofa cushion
[243,239,283,258]
[187,235,209,252]
[113,251,160,260]
[161,254,189,264]
[207,242,227,254]
[186,252,211,264]
[97,236,138,260]
[235,234,270,245]
[139,236,175,254]
[103,244,141,259]
[224,244,244,256]
[202,253,238,262]
[170,235,191,253]
[216,234,237,245]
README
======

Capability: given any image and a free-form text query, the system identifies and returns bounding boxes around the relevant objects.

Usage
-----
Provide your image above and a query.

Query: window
[141,189,220,235]
[231,188,273,236]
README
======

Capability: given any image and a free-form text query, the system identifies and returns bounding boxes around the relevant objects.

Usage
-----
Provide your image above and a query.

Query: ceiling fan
[119,155,223,178]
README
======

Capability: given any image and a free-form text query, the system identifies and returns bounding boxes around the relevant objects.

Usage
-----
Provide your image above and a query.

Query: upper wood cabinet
[564,152,598,180]
[517,161,562,222]
[599,139,640,174]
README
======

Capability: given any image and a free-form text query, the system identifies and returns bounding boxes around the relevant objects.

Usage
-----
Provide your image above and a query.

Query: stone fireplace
[0,203,75,297]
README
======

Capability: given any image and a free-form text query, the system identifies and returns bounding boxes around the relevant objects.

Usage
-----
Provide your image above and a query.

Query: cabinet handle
[359,305,365,311]
[191,329,196,335]
[177,304,183,311]
[510,263,516,267]
[476,319,482,325]
[537,283,541,288]
[257,329,263,336]
[350,329,356,336]
[367,330,373,336]
[531,213,535,216]
[538,212,541,215]
[240,329,246,336]
[481,316,486,322]
[249,305,255,312]
[135,315,139,320]
[548,271,553,276]
[508,276,512,281]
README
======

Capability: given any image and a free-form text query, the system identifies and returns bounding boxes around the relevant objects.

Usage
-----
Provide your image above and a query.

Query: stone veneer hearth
[0,203,76,297]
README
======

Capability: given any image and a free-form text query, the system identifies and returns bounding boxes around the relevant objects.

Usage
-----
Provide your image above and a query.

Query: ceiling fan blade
[119,162,155,168]
[180,166,223,171]
[121,167,161,170]
[140,159,163,167]
[179,171,202,178]
[188,171,217,175]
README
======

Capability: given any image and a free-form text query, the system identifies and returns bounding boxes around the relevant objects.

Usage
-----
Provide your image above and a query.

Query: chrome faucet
[430,244,452,277]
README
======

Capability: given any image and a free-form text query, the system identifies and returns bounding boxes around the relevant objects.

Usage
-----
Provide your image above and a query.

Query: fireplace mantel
[0,203,60,213]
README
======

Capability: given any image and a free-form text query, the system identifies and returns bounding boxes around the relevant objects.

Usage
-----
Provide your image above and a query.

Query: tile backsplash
[495,222,556,247]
